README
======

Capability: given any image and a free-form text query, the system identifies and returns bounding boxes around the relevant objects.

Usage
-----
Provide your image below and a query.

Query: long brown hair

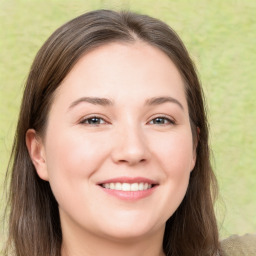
[4,10,220,256]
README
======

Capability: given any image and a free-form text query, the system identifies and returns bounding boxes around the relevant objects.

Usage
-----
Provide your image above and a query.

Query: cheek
[46,130,106,175]
[43,132,112,225]
[44,130,109,200]
[152,130,194,175]
[150,130,193,217]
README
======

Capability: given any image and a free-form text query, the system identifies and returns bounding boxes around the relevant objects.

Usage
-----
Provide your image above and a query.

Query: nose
[111,125,150,166]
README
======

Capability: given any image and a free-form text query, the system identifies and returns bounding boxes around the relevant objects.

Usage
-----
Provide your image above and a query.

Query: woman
[4,9,220,256]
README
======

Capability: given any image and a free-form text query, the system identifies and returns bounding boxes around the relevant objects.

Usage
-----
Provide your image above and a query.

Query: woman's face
[29,41,196,241]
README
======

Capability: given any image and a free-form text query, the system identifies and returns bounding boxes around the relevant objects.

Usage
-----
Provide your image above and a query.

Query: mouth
[99,182,156,191]
[97,177,158,200]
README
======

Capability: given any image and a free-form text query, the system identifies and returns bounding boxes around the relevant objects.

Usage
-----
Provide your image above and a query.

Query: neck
[62,238,165,256]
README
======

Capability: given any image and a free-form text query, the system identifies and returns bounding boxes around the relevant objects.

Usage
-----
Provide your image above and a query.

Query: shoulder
[220,233,256,256]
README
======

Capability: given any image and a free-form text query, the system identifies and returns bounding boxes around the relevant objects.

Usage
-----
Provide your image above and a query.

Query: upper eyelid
[147,114,176,123]
[78,113,176,124]
[79,115,109,124]
[148,117,175,125]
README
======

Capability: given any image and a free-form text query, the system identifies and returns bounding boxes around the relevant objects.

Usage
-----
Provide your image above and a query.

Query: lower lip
[99,186,157,200]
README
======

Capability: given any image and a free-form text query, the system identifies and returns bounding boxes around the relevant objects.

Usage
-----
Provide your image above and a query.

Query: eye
[148,116,175,125]
[80,116,107,126]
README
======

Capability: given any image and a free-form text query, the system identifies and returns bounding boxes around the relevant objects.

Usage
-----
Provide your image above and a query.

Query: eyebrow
[145,96,184,110]
[68,96,184,111]
[68,97,113,110]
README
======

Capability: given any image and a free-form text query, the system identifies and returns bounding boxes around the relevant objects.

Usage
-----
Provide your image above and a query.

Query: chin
[101,228,155,242]
[97,215,164,241]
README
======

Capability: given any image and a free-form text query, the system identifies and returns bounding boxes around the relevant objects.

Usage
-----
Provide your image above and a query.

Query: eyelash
[79,115,175,126]
[148,116,175,125]
[79,116,107,126]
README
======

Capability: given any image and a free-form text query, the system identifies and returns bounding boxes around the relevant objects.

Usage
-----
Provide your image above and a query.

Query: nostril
[116,157,147,165]
[111,139,150,165]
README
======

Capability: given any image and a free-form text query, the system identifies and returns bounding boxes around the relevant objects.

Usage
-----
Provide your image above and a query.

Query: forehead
[53,41,187,109]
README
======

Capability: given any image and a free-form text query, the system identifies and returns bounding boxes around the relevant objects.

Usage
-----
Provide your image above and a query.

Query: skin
[26,41,197,256]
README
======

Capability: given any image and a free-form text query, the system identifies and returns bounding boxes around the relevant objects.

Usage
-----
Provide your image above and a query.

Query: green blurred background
[1,0,255,244]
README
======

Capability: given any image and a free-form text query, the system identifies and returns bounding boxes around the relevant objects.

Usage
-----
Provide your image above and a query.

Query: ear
[26,129,49,181]
[191,127,200,171]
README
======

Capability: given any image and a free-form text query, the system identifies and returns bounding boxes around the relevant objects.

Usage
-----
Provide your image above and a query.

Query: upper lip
[97,176,159,185]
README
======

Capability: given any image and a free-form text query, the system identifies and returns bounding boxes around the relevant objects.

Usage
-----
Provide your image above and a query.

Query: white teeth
[138,183,144,191]
[122,183,130,191]
[110,183,115,189]
[101,182,153,191]
[130,183,139,191]
[115,182,122,190]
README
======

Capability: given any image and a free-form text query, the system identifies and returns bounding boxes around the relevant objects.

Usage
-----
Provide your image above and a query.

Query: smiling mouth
[100,182,156,192]
[98,177,158,200]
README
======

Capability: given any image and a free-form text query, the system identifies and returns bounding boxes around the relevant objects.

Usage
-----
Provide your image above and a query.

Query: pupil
[90,118,99,124]
[155,118,164,124]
